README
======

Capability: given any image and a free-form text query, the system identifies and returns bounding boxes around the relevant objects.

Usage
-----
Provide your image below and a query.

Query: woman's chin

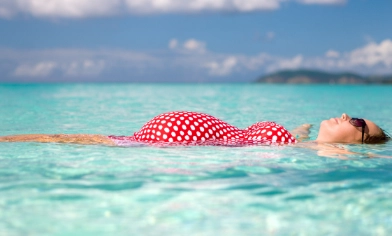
[315,134,334,143]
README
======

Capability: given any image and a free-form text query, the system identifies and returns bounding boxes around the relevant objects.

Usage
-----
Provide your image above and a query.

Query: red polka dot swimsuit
[108,111,297,146]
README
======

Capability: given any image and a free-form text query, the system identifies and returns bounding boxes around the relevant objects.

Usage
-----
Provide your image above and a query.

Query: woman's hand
[290,124,313,141]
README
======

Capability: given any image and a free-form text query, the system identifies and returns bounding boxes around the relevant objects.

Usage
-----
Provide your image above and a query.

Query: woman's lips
[330,118,338,124]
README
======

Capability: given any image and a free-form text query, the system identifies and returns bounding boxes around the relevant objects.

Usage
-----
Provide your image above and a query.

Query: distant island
[256,69,392,84]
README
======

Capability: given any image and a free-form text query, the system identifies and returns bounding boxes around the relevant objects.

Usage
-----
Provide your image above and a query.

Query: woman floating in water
[0,111,389,157]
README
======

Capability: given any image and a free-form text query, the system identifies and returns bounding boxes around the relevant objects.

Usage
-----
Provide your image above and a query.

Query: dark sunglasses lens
[350,118,365,127]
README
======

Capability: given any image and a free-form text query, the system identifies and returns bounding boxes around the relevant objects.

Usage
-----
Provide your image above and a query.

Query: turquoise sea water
[1,84,392,236]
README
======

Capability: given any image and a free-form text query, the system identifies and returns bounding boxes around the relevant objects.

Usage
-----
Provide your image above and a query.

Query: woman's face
[317,113,381,143]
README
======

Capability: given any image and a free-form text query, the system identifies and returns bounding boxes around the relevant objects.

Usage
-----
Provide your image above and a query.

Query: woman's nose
[341,113,349,120]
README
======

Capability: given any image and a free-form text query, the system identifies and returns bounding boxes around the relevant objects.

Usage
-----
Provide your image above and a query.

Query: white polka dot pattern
[110,111,297,146]
[243,121,296,144]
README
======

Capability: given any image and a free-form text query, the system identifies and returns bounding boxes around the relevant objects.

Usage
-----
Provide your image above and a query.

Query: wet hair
[364,128,391,144]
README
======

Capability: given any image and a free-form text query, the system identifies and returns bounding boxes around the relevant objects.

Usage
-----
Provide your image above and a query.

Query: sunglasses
[349,118,367,144]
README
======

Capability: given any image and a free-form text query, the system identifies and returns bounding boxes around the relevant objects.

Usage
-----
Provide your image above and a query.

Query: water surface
[1,84,391,235]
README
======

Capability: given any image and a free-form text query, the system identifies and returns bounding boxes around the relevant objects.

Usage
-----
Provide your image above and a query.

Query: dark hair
[364,128,391,144]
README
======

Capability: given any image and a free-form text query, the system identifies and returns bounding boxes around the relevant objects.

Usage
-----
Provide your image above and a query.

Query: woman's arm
[0,134,115,145]
[295,142,354,159]
[290,124,312,141]
[295,142,392,159]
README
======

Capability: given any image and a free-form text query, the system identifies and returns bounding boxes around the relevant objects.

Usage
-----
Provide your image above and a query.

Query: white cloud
[2,39,392,82]
[0,0,283,18]
[0,1,15,18]
[13,61,57,77]
[63,59,106,76]
[325,50,340,58]
[230,0,281,12]
[183,39,206,53]
[264,55,304,72]
[271,39,392,74]
[297,0,346,5]
[205,56,238,76]
[1,48,158,81]
[169,38,207,54]
[266,32,275,40]
[1,0,121,18]
[265,31,276,41]
[201,39,392,77]
[168,39,178,49]
[348,39,392,68]
[12,59,107,78]
[119,0,283,14]
[0,0,348,19]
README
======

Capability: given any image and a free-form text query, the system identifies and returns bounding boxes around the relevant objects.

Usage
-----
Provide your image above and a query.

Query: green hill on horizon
[256,69,392,84]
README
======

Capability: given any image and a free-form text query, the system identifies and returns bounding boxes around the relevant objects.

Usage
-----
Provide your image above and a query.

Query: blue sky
[0,0,391,82]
